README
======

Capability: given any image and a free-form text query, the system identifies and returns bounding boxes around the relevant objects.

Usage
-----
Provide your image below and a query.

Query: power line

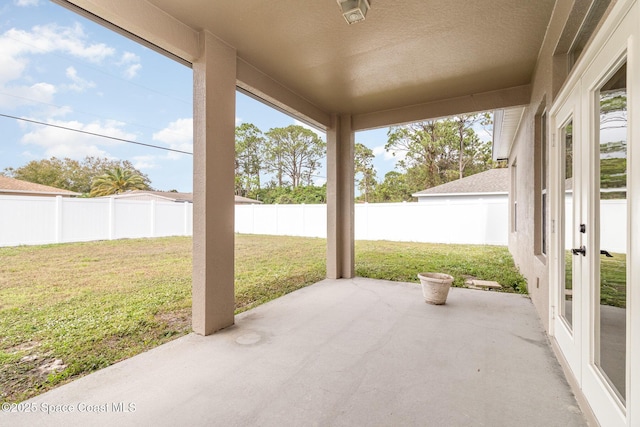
[0,113,193,155]
[0,91,187,138]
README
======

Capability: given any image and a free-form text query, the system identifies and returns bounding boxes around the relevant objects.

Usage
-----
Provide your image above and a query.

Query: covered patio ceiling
[58,0,555,129]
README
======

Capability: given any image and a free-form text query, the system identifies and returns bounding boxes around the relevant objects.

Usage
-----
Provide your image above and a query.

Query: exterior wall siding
[506,0,578,332]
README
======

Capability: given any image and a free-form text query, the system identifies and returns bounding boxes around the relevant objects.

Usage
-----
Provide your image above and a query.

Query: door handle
[600,250,614,258]
[571,246,586,256]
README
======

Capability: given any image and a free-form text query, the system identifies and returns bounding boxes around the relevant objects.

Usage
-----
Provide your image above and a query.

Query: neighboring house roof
[234,195,263,204]
[108,190,194,202]
[105,190,262,204]
[0,175,80,197]
[412,168,509,197]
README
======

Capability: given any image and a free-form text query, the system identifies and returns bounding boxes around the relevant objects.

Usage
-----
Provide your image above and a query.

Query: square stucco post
[326,114,355,279]
[192,31,236,336]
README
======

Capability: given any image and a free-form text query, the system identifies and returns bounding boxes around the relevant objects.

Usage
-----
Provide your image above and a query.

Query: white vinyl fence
[565,198,627,254]
[0,195,192,247]
[236,198,509,245]
[0,195,627,251]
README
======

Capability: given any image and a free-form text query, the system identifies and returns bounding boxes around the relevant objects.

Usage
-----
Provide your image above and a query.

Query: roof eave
[492,106,526,161]
[0,189,80,196]
[412,191,509,198]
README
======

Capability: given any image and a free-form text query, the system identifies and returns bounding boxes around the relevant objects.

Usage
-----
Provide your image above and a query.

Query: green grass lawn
[0,235,523,403]
[564,250,627,308]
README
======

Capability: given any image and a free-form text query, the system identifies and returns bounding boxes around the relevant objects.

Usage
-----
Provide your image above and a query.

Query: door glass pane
[597,63,626,402]
[542,113,548,255]
[562,120,573,328]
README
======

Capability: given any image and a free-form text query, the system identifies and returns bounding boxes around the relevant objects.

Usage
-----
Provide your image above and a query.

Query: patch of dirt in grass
[8,341,40,354]
[36,359,66,375]
[154,309,191,334]
[0,352,61,403]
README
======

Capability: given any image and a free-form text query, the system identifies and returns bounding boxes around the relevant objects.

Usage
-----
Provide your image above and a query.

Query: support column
[192,31,236,336]
[326,114,355,279]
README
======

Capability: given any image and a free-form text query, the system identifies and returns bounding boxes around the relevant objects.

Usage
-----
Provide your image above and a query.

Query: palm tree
[89,167,148,197]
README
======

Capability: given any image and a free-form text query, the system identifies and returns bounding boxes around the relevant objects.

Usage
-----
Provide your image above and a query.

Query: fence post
[108,197,115,240]
[251,203,256,234]
[183,201,189,236]
[55,196,63,243]
[150,199,156,237]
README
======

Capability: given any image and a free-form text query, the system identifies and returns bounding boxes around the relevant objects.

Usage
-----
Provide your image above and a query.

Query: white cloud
[123,63,141,79]
[1,23,115,65]
[118,52,139,64]
[372,144,406,165]
[0,23,114,107]
[64,66,95,92]
[15,0,39,6]
[0,82,56,108]
[132,155,158,170]
[118,51,141,79]
[372,145,386,156]
[41,105,73,118]
[152,118,193,159]
[20,118,134,159]
[235,116,243,126]
[314,177,327,186]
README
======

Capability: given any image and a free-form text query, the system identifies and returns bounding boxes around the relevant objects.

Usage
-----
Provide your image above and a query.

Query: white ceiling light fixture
[337,0,370,24]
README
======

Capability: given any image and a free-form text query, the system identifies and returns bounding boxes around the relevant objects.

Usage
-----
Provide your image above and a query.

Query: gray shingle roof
[0,175,80,196]
[412,168,509,197]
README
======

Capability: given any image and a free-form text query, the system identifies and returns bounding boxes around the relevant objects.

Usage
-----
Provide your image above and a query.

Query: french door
[550,1,638,425]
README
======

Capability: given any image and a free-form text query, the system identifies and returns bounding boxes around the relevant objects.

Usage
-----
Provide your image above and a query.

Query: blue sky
[0,0,396,193]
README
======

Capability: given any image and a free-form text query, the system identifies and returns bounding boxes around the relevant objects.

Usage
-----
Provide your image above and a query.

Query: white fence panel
[61,198,109,243]
[565,198,627,254]
[236,200,508,244]
[1,195,627,250]
[600,200,627,254]
[0,196,193,247]
[0,196,56,246]
[235,204,326,238]
[354,198,508,245]
[114,200,153,239]
[155,202,190,237]
[302,205,326,238]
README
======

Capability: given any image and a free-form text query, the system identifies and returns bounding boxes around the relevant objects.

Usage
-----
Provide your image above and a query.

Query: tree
[2,156,151,195]
[599,89,627,199]
[385,115,494,195]
[386,120,454,192]
[454,113,494,179]
[264,125,325,188]
[252,184,326,204]
[235,123,265,197]
[89,167,148,197]
[369,171,412,202]
[354,143,377,202]
[2,157,84,193]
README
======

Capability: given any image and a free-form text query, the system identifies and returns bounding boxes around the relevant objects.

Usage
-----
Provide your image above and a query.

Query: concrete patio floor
[4,278,586,426]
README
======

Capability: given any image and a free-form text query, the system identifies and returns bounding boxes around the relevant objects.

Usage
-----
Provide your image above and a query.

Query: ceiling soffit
[60,0,556,129]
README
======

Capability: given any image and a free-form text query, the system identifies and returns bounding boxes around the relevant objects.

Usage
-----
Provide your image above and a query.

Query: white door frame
[550,84,583,382]
[549,0,639,425]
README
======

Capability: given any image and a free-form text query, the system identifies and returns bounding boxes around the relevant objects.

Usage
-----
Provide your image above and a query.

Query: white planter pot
[417,272,454,305]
